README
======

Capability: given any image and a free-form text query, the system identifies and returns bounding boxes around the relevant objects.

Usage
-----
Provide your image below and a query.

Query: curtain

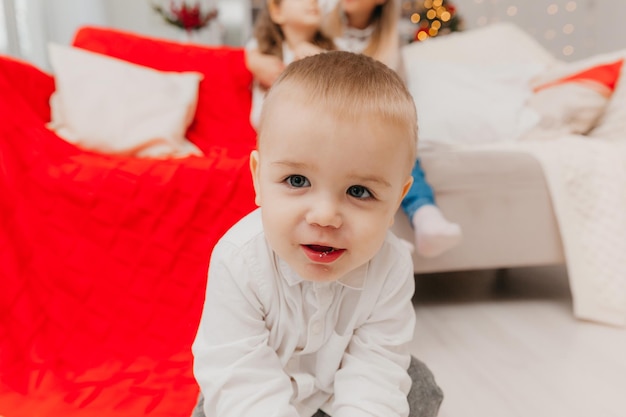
[0,0,107,70]
[0,0,19,56]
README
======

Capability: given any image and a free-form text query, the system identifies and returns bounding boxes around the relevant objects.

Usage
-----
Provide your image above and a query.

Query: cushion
[407,61,541,146]
[71,26,256,155]
[47,43,203,158]
[523,59,624,138]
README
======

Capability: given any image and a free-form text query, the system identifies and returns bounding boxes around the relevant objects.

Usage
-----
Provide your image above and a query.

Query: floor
[408,265,626,417]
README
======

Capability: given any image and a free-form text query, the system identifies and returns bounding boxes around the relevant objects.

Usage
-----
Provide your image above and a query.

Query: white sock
[412,204,462,258]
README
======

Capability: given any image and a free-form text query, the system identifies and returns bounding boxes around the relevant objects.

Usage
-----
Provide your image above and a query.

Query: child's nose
[306,198,342,229]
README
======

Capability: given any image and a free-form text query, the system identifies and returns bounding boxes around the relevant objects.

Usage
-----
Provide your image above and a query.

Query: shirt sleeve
[191,241,300,417]
[330,250,416,417]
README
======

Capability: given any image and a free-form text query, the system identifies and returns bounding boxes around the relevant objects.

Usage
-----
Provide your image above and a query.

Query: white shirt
[317,0,373,55]
[192,208,416,417]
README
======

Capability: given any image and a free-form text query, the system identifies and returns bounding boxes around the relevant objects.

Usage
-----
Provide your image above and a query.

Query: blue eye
[347,185,372,199]
[286,175,310,188]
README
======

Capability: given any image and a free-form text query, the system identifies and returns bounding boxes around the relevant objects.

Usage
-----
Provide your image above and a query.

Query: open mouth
[302,244,345,263]
[306,245,336,257]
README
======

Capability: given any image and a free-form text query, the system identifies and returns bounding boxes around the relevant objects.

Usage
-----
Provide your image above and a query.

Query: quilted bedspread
[469,137,626,326]
[0,28,257,416]
[509,137,626,326]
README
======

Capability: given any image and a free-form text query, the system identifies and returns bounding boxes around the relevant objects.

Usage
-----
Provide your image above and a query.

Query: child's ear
[400,176,414,202]
[390,176,414,227]
[249,150,262,206]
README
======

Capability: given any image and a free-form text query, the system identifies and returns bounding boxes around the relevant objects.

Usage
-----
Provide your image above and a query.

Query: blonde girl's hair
[253,0,336,61]
[323,0,401,71]
[260,51,417,170]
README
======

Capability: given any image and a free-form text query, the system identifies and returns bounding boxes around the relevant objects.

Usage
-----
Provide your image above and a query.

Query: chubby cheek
[263,219,287,252]
[262,211,300,267]
[351,213,391,256]
[261,198,298,241]
[262,192,295,220]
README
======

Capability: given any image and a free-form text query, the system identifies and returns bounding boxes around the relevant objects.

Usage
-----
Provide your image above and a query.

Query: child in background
[248,0,462,259]
[192,52,442,417]
[248,0,335,128]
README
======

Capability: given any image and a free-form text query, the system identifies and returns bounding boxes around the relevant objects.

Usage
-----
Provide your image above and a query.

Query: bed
[393,23,626,326]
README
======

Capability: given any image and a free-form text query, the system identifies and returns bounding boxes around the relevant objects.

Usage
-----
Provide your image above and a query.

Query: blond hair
[322,0,401,71]
[253,0,336,60]
[260,51,417,166]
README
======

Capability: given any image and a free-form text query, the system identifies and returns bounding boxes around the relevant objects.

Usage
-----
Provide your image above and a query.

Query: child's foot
[412,205,462,258]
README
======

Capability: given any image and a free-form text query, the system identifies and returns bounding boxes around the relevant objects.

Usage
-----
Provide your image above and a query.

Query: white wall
[6,0,248,70]
[102,0,224,46]
[452,0,626,62]
[102,0,251,47]
[44,0,107,45]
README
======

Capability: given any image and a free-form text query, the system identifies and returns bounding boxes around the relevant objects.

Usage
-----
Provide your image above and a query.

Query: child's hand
[293,42,325,61]
[245,49,286,89]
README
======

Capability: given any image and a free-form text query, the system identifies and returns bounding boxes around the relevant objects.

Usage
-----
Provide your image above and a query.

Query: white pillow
[401,22,557,67]
[47,43,204,158]
[408,62,542,146]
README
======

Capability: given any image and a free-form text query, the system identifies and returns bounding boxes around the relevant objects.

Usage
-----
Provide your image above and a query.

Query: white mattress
[392,148,565,274]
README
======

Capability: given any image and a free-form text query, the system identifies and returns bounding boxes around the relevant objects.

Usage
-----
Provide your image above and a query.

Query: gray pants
[191,356,443,417]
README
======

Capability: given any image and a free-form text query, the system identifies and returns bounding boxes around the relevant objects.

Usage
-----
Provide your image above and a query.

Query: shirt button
[312,321,322,334]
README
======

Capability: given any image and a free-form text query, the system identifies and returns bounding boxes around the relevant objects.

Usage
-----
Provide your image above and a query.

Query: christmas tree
[401,0,464,42]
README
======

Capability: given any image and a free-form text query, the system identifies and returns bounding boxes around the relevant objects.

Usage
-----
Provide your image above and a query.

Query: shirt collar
[343,24,375,42]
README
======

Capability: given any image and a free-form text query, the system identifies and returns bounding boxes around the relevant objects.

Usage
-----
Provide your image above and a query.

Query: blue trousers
[401,158,435,220]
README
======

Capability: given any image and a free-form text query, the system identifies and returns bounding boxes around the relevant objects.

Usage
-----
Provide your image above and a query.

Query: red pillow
[534,59,624,96]
[524,59,625,137]
[71,26,256,155]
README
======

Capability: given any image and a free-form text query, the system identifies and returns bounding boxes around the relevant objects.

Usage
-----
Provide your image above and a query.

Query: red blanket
[0,28,257,417]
